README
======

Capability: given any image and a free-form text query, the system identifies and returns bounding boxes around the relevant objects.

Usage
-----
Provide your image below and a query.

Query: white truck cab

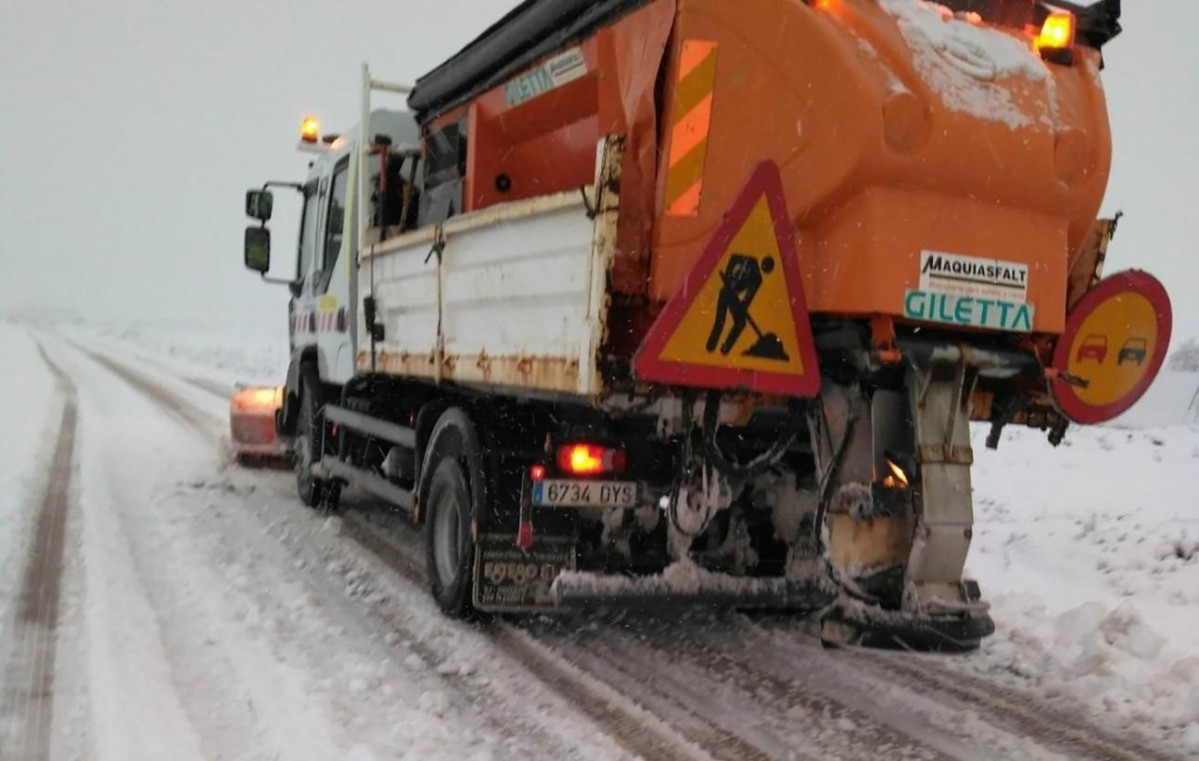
[275,110,421,385]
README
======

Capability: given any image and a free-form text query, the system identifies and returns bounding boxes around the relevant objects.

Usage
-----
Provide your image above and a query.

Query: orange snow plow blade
[230,386,287,466]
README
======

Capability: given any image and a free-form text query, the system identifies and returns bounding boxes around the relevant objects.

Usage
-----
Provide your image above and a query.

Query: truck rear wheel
[424,457,475,618]
[295,374,337,510]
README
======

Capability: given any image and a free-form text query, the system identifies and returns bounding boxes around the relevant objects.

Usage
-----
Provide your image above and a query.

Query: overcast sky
[2,0,1196,345]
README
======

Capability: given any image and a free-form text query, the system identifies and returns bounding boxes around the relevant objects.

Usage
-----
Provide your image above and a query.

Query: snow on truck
[237,0,1171,649]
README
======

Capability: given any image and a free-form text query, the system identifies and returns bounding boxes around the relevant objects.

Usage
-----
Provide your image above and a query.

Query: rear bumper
[550,561,837,611]
[550,563,994,652]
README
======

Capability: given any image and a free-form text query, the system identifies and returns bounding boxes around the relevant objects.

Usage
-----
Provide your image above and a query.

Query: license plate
[531,479,638,508]
[473,534,575,612]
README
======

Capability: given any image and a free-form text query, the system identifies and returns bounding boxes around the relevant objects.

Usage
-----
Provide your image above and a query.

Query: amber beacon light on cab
[234,0,1169,650]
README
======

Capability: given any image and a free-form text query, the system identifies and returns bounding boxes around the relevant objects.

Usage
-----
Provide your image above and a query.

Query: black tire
[320,480,342,513]
[295,373,337,510]
[424,457,475,618]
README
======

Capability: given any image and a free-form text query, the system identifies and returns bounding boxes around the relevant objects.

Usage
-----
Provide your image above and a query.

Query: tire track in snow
[85,347,791,761]
[736,618,1185,761]
[59,328,236,402]
[55,340,367,760]
[551,620,955,761]
[0,341,77,761]
[65,345,722,761]
[344,491,1031,760]
[826,638,1182,761]
[511,626,807,761]
[70,345,639,761]
[339,508,716,761]
[344,496,1168,761]
[79,348,221,435]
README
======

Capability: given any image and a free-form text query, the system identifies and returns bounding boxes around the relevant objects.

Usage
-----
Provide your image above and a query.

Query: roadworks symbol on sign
[635,161,820,396]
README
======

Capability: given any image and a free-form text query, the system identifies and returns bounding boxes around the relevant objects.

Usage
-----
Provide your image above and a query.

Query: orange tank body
[424,0,1112,339]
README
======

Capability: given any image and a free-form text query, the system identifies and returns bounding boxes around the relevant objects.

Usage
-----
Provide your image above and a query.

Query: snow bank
[965,422,1199,752]
[0,324,62,649]
[878,0,1049,128]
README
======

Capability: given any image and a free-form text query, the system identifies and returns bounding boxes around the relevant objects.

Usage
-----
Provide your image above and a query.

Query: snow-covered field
[3,318,1197,759]
[966,422,1199,751]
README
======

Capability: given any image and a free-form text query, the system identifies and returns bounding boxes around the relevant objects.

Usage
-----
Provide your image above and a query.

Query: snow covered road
[6,332,631,761]
[0,322,1194,760]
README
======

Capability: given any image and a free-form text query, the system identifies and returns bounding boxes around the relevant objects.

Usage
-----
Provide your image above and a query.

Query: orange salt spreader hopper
[651,0,1097,335]
[402,0,1167,644]
[415,0,1163,430]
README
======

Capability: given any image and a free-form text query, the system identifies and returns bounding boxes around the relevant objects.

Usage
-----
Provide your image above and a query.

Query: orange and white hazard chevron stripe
[664,40,718,217]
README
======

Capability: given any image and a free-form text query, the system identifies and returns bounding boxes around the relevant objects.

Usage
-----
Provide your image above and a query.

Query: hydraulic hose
[700,390,805,480]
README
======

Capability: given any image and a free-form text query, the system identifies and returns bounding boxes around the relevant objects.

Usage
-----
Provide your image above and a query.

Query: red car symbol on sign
[1076,334,1109,364]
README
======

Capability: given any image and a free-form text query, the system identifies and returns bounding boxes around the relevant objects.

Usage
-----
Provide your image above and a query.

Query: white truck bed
[358,140,621,398]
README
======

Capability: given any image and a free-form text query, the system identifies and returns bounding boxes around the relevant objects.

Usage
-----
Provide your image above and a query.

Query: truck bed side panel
[360,194,604,397]
[369,240,441,369]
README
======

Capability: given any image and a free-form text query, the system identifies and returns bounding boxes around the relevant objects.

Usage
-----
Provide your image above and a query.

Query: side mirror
[245,189,274,222]
[244,226,271,274]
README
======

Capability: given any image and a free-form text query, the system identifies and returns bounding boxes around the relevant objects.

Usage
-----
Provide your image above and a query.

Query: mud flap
[472,534,576,613]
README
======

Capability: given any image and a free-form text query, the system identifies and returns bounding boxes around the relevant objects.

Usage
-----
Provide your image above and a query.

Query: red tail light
[556,443,626,476]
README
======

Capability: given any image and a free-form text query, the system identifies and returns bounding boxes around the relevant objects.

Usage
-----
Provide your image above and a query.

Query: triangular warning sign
[636,162,820,396]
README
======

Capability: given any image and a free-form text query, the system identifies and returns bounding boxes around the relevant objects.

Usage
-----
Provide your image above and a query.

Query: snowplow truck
[240,0,1171,650]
